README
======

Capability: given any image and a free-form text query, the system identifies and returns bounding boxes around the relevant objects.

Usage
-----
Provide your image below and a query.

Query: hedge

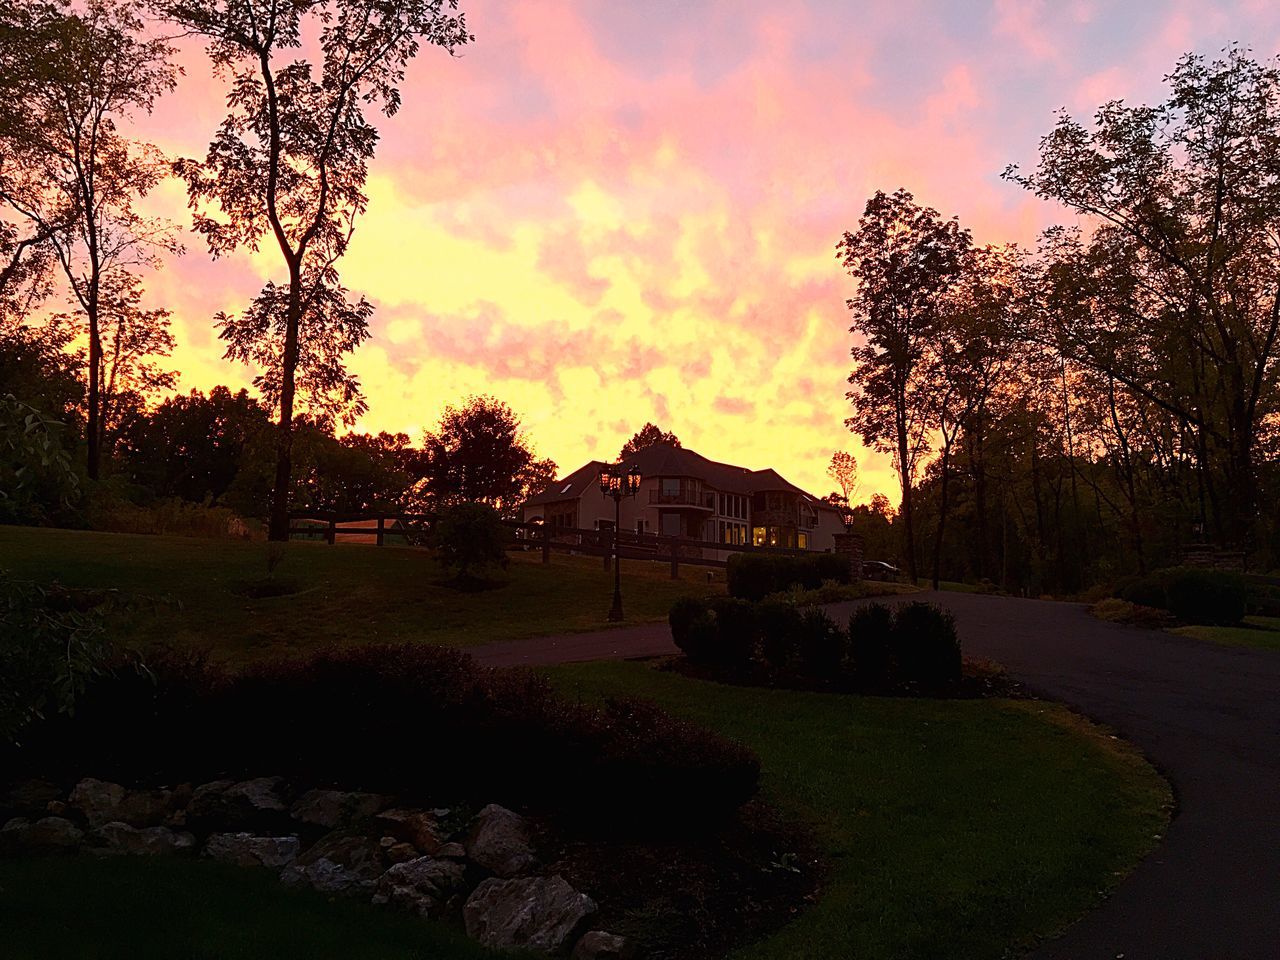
[726,552,851,602]
[1116,567,1247,626]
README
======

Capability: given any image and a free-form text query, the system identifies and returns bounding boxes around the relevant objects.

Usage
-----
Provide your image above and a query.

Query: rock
[466,804,536,877]
[385,842,419,864]
[573,931,633,960]
[226,777,288,812]
[94,822,196,857]
[280,858,377,897]
[374,808,445,854]
[0,817,31,854]
[188,778,288,828]
[187,780,236,820]
[45,800,67,816]
[290,789,388,829]
[204,833,300,869]
[115,789,173,828]
[297,832,385,876]
[464,875,597,953]
[7,779,61,813]
[69,778,126,827]
[436,842,466,859]
[372,856,467,917]
[26,816,84,852]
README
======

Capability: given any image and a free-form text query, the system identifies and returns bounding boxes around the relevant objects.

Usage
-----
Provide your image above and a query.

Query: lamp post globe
[601,461,640,622]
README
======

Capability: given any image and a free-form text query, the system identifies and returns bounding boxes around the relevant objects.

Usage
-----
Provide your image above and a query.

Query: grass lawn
[547,662,1172,960]
[0,525,723,665]
[1171,615,1280,652]
[0,857,512,960]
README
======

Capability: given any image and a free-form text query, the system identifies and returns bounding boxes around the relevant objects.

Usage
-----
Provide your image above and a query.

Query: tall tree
[837,188,970,582]
[1007,47,1280,549]
[416,395,556,518]
[825,451,859,529]
[160,0,471,539]
[620,422,681,459]
[0,0,178,480]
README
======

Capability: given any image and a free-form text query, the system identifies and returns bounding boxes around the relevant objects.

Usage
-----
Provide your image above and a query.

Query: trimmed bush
[669,596,712,659]
[706,597,759,669]
[6,643,759,825]
[797,608,846,679]
[849,603,895,689]
[1117,567,1247,626]
[726,552,851,601]
[892,602,961,690]
[757,600,803,671]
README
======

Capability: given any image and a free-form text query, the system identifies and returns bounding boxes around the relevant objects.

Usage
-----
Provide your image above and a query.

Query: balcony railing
[649,489,714,508]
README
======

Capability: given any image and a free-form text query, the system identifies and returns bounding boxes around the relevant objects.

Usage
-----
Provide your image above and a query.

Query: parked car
[862,560,900,581]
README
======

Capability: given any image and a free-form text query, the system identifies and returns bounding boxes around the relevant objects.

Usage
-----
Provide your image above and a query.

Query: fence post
[325,517,336,545]
[670,538,679,579]
[376,516,385,547]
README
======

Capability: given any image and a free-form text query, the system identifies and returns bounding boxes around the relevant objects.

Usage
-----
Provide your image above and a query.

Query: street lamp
[599,461,642,621]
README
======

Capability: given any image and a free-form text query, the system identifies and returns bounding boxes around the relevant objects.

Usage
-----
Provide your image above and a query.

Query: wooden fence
[287,511,813,579]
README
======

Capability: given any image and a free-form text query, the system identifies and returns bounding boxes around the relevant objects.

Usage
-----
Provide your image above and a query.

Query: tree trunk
[931,444,951,590]
[85,283,101,481]
[897,428,918,583]
[267,267,303,541]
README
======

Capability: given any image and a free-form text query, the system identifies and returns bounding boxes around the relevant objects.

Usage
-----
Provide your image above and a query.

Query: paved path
[472,591,1280,959]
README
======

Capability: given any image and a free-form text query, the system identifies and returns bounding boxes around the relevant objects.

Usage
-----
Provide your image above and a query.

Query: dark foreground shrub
[669,596,712,659]
[7,643,758,826]
[892,602,961,689]
[797,608,846,679]
[849,603,895,689]
[757,600,803,670]
[1118,567,1247,625]
[727,552,851,601]
[706,597,759,669]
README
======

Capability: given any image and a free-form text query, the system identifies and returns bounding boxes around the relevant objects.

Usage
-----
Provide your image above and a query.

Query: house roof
[523,443,841,512]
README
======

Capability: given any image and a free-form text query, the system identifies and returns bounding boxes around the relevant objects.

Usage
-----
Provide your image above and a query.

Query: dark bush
[892,602,961,690]
[431,501,510,586]
[669,596,711,658]
[726,552,851,601]
[1117,567,1247,625]
[7,643,759,826]
[849,603,895,689]
[757,600,803,670]
[706,597,759,669]
[796,608,846,679]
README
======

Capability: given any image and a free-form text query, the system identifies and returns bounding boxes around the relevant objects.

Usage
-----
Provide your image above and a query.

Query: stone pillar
[833,532,865,582]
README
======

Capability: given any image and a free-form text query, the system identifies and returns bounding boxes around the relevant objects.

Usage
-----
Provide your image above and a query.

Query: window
[798,532,809,550]
[635,519,648,534]
[662,478,681,497]
[718,493,726,515]
[661,512,682,536]
[753,526,766,546]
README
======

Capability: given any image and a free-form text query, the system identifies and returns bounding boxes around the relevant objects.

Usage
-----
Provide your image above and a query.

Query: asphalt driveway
[472,591,1280,959]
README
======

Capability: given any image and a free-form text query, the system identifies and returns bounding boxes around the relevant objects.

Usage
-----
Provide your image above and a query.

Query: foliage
[726,552,851,602]
[620,422,681,458]
[1091,597,1171,629]
[416,395,556,518]
[757,599,803,671]
[84,489,253,539]
[1117,567,1248,626]
[0,394,80,524]
[796,607,846,678]
[429,501,510,585]
[891,601,962,690]
[668,596,757,669]
[8,642,760,824]
[0,575,135,744]
[848,602,895,688]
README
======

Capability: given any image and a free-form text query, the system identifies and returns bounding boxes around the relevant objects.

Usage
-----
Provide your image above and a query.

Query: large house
[522,443,846,555]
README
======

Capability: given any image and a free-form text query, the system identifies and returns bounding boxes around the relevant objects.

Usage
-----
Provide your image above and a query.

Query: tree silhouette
[159,0,471,539]
[838,188,970,583]
[0,0,179,480]
[826,451,859,529]
[620,422,681,458]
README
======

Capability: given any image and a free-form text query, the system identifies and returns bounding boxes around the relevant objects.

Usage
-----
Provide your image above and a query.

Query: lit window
[799,532,809,550]
[753,527,766,546]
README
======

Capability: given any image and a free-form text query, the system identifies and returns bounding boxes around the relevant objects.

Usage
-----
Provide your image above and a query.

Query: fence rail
[286,510,813,578]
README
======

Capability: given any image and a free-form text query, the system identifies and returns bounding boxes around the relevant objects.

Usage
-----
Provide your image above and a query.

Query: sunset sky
[129,0,1280,501]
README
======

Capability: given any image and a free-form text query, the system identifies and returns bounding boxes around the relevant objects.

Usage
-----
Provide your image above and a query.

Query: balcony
[649,489,714,510]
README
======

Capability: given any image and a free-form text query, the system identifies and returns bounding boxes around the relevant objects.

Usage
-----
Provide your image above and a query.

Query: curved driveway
[473,591,1280,959]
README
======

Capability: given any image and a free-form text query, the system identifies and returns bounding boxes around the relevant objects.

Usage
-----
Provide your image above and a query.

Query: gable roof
[524,443,840,512]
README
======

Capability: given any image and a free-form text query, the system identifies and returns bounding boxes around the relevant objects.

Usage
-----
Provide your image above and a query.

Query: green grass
[0,857,510,960]
[1171,615,1280,651]
[0,526,723,665]
[546,661,1172,960]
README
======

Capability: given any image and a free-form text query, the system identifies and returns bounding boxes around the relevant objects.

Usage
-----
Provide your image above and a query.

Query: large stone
[280,858,377,897]
[374,808,445,854]
[188,778,288,828]
[114,789,174,828]
[7,780,61,814]
[297,832,385,876]
[290,789,389,830]
[0,817,31,854]
[573,931,633,960]
[465,804,536,877]
[26,816,84,852]
[204,832,300,869]
[464,875,597,953]
[94,822,195,857]
[69,778,127,827]
[372,856,467,917]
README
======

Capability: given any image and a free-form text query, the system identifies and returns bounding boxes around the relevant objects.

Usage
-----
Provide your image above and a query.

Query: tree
[416,396,556,518]
[837,188,971,582]
[826,451,859,528]
[620,422,681,458]
[160,0,471,540]
[0,0,178,480]
[1006,46,1280,549]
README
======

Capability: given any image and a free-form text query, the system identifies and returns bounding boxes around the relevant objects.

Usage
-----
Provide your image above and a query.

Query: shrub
[1092,597,1169,628]
[8,642,758,826]
[849,603,895,689]
[892,602,961,690]
[1117,567,1247,625]
[706,597,759,669]
[669,596,710,656]
[431,502,510,586]
[727,552,851,601]
[796,608,846,679]
[757,600,803,671]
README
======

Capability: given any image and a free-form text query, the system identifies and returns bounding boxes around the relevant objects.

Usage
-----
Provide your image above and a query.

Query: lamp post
[599,461,642,621]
